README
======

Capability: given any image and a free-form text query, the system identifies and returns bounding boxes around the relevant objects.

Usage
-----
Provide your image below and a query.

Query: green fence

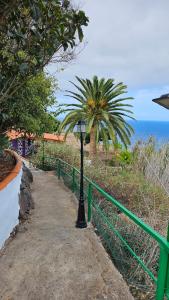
[32,155,169,300]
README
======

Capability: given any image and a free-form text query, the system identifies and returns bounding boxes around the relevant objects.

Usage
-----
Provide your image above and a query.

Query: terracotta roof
[7,130,34,140]
[7,130,64,142]
[43,133,64,142]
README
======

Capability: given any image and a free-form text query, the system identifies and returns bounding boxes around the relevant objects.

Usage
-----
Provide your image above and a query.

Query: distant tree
[0,72,58,135]
[59,76,134,156]
[0,0,89,104]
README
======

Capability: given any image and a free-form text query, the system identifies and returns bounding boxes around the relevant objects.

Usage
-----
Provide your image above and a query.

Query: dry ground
[0,170,133,300]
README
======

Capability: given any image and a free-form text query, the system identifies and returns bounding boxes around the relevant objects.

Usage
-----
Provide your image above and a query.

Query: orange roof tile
[7,130,64,142]
[7,130,34,140]
[43,133,64,142]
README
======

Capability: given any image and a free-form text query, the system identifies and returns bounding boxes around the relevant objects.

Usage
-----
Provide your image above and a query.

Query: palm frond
[59,75,134,151]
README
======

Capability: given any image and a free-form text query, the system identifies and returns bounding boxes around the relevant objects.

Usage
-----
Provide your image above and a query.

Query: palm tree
[59,76,134,156]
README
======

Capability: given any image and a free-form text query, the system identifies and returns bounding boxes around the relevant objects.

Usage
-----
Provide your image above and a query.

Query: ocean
[59,116,169,146]
[129,120,169,146]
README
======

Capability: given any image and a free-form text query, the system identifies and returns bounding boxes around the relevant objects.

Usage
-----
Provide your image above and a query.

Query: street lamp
[75,120,87,228]
[152,94,169,110]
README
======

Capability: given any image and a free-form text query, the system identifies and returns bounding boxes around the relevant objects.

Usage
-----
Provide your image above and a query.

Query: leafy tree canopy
[0,72,58,135]
[0,0,89,103]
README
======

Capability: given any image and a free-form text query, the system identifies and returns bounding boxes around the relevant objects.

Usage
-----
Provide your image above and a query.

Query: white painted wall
[0,166,22,249]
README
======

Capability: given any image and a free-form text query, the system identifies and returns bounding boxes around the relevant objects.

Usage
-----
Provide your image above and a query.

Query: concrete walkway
[0,170,133,300]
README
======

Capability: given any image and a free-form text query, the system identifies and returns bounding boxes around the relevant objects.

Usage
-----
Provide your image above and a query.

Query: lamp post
[152,94,169,110]
[75,120,87,228]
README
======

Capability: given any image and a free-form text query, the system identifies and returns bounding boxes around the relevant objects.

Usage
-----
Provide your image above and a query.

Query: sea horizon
[128,120,169,145]
[58,116,169,146]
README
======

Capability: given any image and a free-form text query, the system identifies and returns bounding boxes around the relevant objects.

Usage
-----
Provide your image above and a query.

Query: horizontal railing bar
[55,158,169,253]
[56,158,169,252]
[37,155,169,298]
[91,184,169,253]
[69,167,169,253]
[93,202,157,283]
[46,157,169,252]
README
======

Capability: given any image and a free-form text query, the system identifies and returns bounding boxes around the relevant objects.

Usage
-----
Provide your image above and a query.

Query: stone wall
[19,163,34,220]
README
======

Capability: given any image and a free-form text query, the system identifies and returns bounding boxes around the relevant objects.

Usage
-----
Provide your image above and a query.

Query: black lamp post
[75,120,87,229]
[152,94,169,110]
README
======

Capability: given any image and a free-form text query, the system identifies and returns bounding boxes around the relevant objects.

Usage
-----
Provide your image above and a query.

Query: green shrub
[0,134,9,155]
[31,141,80,169]
[118,149,132,166]
[113,142,123,151]
[110,149,132,167]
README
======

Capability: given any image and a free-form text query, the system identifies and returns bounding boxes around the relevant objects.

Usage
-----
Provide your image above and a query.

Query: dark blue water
[129,120,169,145]
[59,115,169,145]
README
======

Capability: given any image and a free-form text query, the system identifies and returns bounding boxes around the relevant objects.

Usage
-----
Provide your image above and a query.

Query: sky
[47,0,169,121]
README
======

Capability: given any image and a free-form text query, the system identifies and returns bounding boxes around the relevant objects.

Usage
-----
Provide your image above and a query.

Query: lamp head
[152,94,169,110]
[76,120,86,133]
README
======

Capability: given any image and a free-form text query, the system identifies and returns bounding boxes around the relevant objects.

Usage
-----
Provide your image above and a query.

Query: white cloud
[47,0,169,120]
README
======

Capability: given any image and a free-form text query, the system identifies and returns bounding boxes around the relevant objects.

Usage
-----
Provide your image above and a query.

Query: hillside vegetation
[31,138,169,236]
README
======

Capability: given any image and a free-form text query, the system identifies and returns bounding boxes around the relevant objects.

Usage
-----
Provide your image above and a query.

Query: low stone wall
[0,151,33,249]
[19,163,34,220]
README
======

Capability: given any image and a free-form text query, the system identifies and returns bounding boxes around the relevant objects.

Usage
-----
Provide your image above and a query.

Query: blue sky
[47,0,169,121]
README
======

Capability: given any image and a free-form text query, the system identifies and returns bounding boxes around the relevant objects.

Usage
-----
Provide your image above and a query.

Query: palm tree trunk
[90,126,97,156]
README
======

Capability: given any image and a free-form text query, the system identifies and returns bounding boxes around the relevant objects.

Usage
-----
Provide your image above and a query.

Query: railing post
[72,168,75,192]
[87,183,92,223]
[156,246,169,300]
[58,159,61,179]
[164,223,169,297]
[42,139,45,169]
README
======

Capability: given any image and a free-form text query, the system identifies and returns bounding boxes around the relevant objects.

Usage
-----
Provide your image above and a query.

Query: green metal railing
[32,155,169,300]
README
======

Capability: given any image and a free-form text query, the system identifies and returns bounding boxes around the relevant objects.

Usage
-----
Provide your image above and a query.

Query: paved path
[0,170,133,300]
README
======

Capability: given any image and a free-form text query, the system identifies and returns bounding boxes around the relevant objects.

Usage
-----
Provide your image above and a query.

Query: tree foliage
[59,76,134,155]
[0,72,58,135]
[0,0,89,103]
